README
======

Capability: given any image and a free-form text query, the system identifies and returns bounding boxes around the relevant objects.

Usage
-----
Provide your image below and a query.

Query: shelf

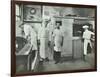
[23,20,42,23]
[54,16,94,20]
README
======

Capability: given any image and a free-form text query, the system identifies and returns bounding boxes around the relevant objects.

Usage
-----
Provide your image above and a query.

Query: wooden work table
[16,43,32,72]
[72,37,84,59]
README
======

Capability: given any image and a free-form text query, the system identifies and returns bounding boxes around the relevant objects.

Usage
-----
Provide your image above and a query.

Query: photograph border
[11,0,97,76]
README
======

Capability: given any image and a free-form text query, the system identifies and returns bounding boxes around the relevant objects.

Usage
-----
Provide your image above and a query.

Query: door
[61,19,74,57]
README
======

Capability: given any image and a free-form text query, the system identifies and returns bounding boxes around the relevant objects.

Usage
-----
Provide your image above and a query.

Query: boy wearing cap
[82,25,94,60]
[53,21,64,64]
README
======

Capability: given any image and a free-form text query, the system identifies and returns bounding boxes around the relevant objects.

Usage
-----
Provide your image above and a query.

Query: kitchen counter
[16,42,39,73]
[72,37,84,59]
[16,43,33,72]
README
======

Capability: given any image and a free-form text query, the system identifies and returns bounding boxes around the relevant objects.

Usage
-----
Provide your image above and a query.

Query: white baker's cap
[42,16,51,21]
[83,25,89,29]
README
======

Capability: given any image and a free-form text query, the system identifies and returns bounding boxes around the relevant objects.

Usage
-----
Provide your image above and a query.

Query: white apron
[53,29,64,51]
[38,27,49,59]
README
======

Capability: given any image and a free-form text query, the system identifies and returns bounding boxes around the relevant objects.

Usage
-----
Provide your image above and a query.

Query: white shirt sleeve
[61,30,64,37]
[82,32,85,39]
[38,27,42,40]
[24,24,30,38]
[90,31,95,35]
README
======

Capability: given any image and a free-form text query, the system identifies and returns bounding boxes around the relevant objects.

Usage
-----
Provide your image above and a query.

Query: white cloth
[53,28,64,51]
[83,25,89,29]
[48,24,55,42]
[38,27,49,59]
[24,24,38,50]
[83,29,94,55]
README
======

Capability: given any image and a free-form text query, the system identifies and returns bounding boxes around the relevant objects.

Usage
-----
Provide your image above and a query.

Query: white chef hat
[42,15,51,21]
[83,25,89,29]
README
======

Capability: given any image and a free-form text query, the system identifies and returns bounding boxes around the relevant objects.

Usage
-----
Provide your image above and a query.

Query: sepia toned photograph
[11,1,97,76]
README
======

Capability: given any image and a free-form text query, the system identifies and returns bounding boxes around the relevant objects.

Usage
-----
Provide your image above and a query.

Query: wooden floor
[36,52,95,72]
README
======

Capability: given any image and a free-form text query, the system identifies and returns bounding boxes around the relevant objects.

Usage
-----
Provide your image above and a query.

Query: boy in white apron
[82,25,94,60]
[53,21,64,64]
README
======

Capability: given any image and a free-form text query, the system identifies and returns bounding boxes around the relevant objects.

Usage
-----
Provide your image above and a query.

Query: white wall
[62,19,73,56]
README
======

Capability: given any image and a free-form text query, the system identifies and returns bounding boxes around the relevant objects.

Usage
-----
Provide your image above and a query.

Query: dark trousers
[53,50,61,62]
[31,50,36,62]
[29,50,36,70]
[87,43,92,54]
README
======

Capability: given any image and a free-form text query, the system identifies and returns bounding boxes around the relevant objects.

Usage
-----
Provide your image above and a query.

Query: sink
[16,36,28,53]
